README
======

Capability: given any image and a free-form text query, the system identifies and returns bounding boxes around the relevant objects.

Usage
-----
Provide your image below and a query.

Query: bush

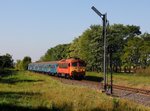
[136,67,150,76]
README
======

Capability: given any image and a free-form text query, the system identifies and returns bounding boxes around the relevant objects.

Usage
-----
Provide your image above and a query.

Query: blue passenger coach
[28,61,58,74]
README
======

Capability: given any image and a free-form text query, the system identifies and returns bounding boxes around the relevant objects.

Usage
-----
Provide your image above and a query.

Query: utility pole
[109,45,113,94]
[91,6,107,92]
[103,13,107,91]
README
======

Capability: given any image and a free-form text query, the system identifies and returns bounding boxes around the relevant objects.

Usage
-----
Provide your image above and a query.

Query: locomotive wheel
[66,74,71,79]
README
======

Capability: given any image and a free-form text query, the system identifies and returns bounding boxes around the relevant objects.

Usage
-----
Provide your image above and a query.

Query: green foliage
[68,24,142,72]
[140,33,150,67]
[88,25,103,71]
[107,24,141,72]
[22,56,32,70]
[0,53,14,69]
[121,37,143,71]
[122,35,150,71]
[69,37,81,58]
[40,24,150,73]
[15,56,31,70]
[40,44,70,61]
[69,25,103,71]
[15,60,22,70]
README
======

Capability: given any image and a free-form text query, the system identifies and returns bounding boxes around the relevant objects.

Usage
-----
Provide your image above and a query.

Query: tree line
[0,53,14,69]
[40,24,150,72]
[15,56,32,70]
[0,54,32,71]
[0,52,32,71]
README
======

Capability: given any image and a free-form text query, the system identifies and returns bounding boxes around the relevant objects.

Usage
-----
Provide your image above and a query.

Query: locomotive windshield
[72,61,86,67]
[72,62,77,67]
[79,61,86,67]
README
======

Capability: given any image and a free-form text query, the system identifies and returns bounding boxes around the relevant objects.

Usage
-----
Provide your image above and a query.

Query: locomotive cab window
[72,62,77,67]
[68,63,70,67]
[79,61,86,67]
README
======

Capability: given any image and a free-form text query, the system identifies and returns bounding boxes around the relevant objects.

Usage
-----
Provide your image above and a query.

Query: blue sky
[0,0,150,62]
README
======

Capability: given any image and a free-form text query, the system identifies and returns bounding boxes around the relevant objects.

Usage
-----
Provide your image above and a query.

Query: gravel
[51,76,150,107]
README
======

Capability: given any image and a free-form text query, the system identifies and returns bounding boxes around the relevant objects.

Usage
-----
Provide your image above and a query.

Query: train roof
[58,58,85,63]
[29,61,58,65]
[28,58,85,65]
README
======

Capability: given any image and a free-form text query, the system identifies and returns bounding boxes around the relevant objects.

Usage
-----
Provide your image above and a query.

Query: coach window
[72,62,77,67]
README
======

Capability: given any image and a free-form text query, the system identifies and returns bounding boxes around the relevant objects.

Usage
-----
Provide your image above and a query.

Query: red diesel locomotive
[57,58,86,79]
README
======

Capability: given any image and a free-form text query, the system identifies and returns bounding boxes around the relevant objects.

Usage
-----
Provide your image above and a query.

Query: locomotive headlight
[82,68,85,72]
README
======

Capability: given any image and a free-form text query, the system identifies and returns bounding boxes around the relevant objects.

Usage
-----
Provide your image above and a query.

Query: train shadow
[0,78,44,84]
[0,104,50,111]
[0,69,17,77]
[84,76,103,82]
[0,90,73,111]
[0,103,73,111]
[0,91,41,98]
[0,69,44,84]
[0,91,49,111]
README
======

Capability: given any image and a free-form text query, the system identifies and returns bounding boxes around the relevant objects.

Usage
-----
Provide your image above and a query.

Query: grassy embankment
[86,71,150,90]
[0,70,150,111]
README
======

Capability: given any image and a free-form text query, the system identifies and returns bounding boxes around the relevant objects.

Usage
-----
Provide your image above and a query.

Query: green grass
[0,70,150,111]
[86,72,150,90]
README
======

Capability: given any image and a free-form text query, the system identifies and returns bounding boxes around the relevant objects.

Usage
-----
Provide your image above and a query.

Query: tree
[140,33,150,68]
[69,25,103,71]
[21,56,32,70]
[87,25,103,71]
[15,60,22,70]
[40,44,70,61]
[121,37,143,72]
[40,24,143,73]
[107,24,141,72]
[68,37,81,58]
[0,53,14,69]
[68,24,141,72]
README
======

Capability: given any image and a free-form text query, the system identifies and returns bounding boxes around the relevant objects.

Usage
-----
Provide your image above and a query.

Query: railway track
[50,75,150,96]
[53,77,150,106]
[104,84,150,96]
